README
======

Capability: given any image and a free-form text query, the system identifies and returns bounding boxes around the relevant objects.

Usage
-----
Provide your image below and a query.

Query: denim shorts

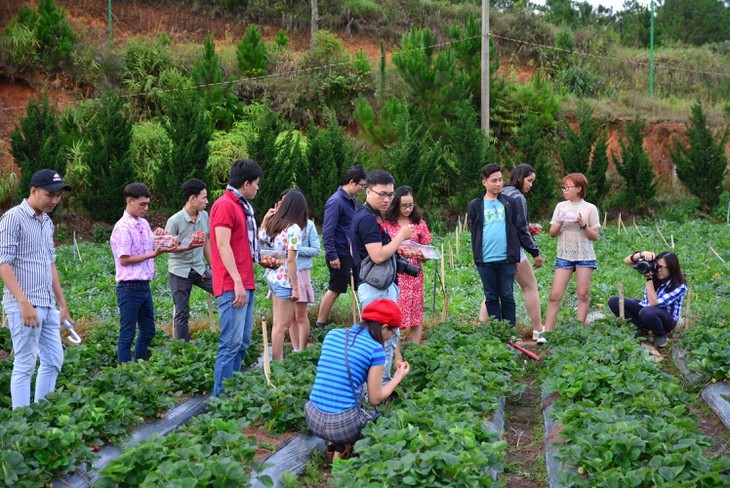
[268,282,293,299]
[555,258,598,270]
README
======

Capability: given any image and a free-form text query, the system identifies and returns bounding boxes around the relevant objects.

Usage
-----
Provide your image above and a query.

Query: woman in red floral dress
[382,186,431,344]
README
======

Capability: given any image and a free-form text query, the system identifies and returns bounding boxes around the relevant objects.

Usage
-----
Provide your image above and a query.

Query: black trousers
[608,296,676,336]
[169,268,214,341]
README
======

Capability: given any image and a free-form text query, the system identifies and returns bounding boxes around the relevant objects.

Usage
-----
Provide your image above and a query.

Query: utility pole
[107,0,113,43]
[481,0,489,135]
[649,0,655,96]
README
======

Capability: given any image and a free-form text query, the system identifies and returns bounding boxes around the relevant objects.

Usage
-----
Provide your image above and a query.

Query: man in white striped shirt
[0,169,73,409]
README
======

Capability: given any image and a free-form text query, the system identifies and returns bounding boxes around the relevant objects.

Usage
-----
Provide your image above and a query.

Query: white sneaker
[532,331,547,344]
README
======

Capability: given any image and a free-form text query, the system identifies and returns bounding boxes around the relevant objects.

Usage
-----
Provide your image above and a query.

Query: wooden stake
[440,293,450,322]
[1,312,7,329]
[448,241,454,269]
[617,213,622,234]
[172,304,177,339]
[670,234,674,249]
[632,216,644,238]
[655,222,669,247]
[618,282,625,319]
[683,284,692,328]
[207,294,216,332]
[455,227,460,255]
[603,211,607,229]
[262,316,275,388]
[464,213,469,231]
[457,215,462,234]
[441,243,446,293]
[73,230,83,262]
[709,246,726,264]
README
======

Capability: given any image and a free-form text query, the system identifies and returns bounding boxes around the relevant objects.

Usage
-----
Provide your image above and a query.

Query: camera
[396,257,421,277]
[634,258,658,275]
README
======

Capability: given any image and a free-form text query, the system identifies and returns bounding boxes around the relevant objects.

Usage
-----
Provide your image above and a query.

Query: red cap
[361,298,403,328]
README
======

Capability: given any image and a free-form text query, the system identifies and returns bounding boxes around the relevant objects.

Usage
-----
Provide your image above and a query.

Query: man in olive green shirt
[165,179,214,341]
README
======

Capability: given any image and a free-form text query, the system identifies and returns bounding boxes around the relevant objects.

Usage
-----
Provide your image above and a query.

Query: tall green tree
[237,25,268,77]
[587,130,609,206]
[616,1,656,48]
[670,103,729,209]
[82,88,135,223]
[657,0,730,46]
[614,117,656,212]
[35,0,75,68]
[10,95,66,201]
[156,90,213,209]
[301,112,359,223]
[559,101,602,175]
[193,32,241,130]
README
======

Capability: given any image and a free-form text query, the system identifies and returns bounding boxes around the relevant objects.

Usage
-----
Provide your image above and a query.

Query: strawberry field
[0,220,728,487]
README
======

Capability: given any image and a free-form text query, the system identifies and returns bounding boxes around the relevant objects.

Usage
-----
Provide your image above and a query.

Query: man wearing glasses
[110,182,176,363]
[351,169,412,385]
[314,165,368,329]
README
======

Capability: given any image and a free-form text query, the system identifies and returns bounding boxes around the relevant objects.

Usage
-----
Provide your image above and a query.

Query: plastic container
[259,249,286,269]
[153,234,179,250]
[529,223,542,236]
[398,240,441,260]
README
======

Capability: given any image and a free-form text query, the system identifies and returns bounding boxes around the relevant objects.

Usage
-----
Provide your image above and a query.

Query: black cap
[29,169,72,191]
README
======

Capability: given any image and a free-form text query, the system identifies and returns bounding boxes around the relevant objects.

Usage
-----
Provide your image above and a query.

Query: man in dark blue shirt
[315,165,368,328]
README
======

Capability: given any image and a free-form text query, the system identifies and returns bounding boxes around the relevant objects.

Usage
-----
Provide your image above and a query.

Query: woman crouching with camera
[305,299,410,461]
[608,251,688,347]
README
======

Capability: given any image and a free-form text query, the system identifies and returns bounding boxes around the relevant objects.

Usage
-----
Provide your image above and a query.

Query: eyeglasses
[561,185,577,191]
[370,189,395,200]
[359,183,367,189]
[400,203,414,210]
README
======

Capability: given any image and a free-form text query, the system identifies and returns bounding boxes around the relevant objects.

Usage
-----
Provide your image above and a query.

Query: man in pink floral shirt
[110,183,175,363]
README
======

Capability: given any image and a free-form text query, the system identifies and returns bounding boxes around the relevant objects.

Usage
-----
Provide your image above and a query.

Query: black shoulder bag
[358,204,397,290]
[344,328,382,429]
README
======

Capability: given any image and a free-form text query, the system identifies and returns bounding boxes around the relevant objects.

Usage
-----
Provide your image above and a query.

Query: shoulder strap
[344,328,362,406]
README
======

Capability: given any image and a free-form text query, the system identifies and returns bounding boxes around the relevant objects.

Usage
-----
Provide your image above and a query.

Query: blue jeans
[357,282,399,308]
[213,290,255,397]
[116,281,156,363]
[477,261,517,327]
[5,302,64,409]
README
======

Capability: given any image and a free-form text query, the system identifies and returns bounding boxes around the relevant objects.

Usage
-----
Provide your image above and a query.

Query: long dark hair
[384,186,422,224]
[509,164,536,193]
[351,320,386,345]
[265,189,308,237]
[655,251,686,291]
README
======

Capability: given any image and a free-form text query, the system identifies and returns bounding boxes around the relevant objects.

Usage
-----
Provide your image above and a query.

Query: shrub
[614,117,656,212]
[35,0,75,69]
[155,90,213,210]
[1,11,40,68]
[237,25,267,77]
[559,101,601,175]
[354,95,408,148]
[121,38,175,117]
[670,102,729,210]
[93,224,113,244]
[81,88,135,224]
[587,129,609,206]
[10,94,66,201]
[130,121,170,188]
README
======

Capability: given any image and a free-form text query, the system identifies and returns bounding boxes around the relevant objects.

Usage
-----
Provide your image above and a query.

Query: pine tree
[615,117,656,212]
[237,26,267,77]
[559,101,601,175]
[82,88,135,223]
[156,90,213,209]
[670,103,728,210]
[390,117,443,207]
[587,130,609,205]
[10,94,66,201]
[36,0,75,69]
[192,32,240,131]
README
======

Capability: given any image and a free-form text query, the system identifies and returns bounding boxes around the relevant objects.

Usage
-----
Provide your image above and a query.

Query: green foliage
[274,29,289,49]
[506,112,559,217]
[496,75,561,142]
[155,90,213,209]
[559,101,600,175]
[680,315,730,382]
[657,0,730,46]
[616,2,654,48]
[121,38,176,117]
[130,120,170,188]
[354,95,408,148]
[670,102,729,210]
[193,32,242,131]
[35,0,75,68]
[10,94,66,201]
[300,112,359,222]
[543,321,730,486]
[559,65,604,97]
[81,88,135,223]
[92,224,113,244]
[613,117,656,212]
[1,10,40,68]
[237,25,268,77]
[0,161,19,209]
[587,130,609,206]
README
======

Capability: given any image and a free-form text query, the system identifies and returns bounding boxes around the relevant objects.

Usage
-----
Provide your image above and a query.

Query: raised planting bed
[541,319,730,487]
[332,323,518,487]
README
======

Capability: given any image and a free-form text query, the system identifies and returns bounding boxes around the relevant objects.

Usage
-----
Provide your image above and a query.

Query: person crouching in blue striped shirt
[305,298,411,461]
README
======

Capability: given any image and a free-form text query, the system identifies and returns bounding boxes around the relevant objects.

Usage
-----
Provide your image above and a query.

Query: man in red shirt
[210,159,263,396]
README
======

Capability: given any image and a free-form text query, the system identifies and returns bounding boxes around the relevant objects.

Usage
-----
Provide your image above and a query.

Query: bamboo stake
[618,282,625,319]
[655,222,669,247]
[448,241,454,269]
[172,304,177,339]
[262,316,275,388]
[683,284,692,328]
[73,230,83,262]
[440,293,450,322]
[457,215,462,234]
[617,213,622,234]
[603,211,607,229]
[632,217,644,238]
[207,294,216,332]
[441,243,446,293]
[464,213,469,231]
[670,234,675,249]
[455,226,460,255]
[1,312,7,329]
[709,246,726,264]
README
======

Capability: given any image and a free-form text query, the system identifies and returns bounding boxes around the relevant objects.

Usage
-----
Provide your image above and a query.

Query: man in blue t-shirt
[467,164,541,327]
[351,169,412,384]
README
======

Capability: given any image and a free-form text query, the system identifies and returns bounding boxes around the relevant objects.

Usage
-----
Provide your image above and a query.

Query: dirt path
[503,342,545,488]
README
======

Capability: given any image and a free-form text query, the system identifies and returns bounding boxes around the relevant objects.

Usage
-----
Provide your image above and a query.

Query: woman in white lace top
[544,173,601,331]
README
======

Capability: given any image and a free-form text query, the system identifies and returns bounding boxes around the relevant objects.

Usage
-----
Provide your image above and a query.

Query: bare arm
[365,360,410,406]
[365,225,413,264]
[287,248,299,301]
[119,248,165,266]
